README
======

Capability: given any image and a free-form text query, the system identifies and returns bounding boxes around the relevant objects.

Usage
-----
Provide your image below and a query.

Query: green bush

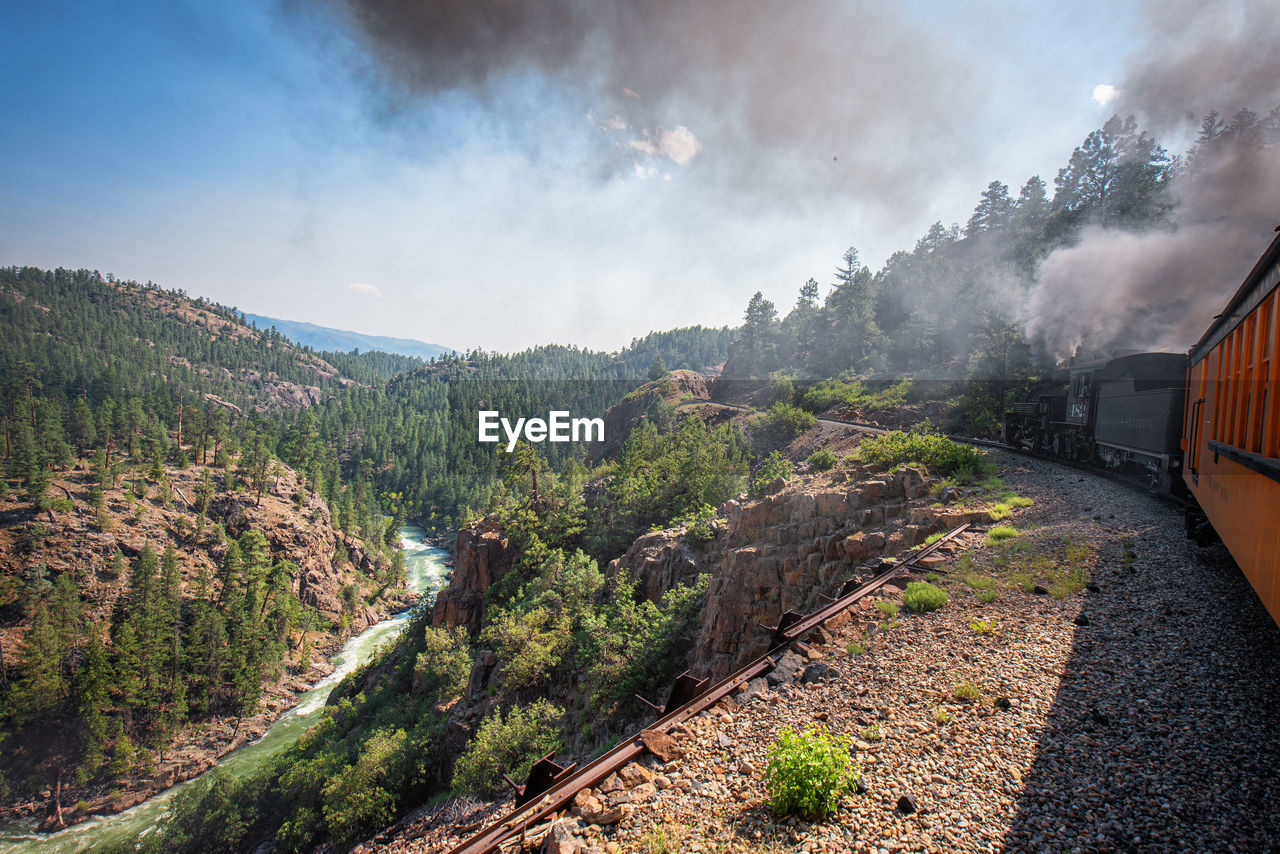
[479,606,569,694]
[321,728,407,850]
[799,378,914,414]
[451,700,564,797]
[807,449,838,472]
[858,426,988,481]
[764,725,859,819]
[414,626,471,701]
[756,402,815,444]
[672,503,717,543]
[977,589,999,604]
[750,452,794,497]
[902,581,948,613]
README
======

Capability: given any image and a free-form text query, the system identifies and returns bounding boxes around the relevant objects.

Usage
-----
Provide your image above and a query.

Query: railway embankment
[382,449,1280,853]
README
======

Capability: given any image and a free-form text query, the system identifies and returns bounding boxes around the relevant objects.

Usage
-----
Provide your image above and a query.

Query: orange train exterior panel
[1183,232,1280,629]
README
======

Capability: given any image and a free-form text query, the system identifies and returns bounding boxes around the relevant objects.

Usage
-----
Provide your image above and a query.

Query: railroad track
[446,522,972,854]
[944,434,1190,508]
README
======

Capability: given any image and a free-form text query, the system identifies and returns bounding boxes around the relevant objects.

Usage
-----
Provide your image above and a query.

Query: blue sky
[1,1,1168,352]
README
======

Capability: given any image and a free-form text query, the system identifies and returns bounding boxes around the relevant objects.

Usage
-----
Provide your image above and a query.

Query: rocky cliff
[431,517,517,634]
[607,463,990,678]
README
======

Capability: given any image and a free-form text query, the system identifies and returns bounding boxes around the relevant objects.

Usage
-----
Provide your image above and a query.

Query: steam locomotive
[1004,228,1280,630]
[1001,351,1188,493]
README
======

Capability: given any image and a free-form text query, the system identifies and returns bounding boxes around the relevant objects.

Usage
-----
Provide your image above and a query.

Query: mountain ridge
[243,312,453,361]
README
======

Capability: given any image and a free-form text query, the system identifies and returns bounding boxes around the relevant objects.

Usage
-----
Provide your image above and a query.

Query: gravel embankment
[373,451,1280,853]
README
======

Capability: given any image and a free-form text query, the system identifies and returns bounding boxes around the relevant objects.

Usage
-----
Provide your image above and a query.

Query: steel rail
[446,522,971,854]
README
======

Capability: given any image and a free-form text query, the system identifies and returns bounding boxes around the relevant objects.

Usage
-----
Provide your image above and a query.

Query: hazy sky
[0,1,1195,353]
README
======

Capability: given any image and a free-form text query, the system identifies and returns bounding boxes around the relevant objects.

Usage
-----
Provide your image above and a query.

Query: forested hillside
[723,108,1279,434]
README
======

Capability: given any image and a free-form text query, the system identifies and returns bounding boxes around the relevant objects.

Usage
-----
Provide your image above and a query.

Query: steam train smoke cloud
[311,0,982,213]
[1027,0,1280,361]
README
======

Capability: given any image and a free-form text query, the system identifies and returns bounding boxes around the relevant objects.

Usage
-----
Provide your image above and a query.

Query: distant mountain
[244,313,454,361]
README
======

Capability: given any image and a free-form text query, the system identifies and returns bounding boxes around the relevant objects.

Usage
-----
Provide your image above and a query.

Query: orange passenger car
[1183,230,1280,629]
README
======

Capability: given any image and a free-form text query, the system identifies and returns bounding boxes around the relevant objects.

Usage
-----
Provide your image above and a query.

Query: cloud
[348,281,383,297]
[309,0,985,215]
[629,125,702,166]
[1091,83,1119,105]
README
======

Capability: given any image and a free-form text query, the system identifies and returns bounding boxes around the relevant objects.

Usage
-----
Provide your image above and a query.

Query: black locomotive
[1002,352,1188,492]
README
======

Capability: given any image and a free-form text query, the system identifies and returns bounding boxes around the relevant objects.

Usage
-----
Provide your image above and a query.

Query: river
[0,523,451,853]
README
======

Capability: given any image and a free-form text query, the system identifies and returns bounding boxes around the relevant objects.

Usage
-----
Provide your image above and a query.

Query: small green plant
[969,617,998,636]
[875,600,899,618]
[985,525,1019,545]
[902,581,948,613]
[859,723,881,742]
[925,571,941,582]
[750,452,795,497]
[807,449,838,472]
[953,680,982,702]
[642,822,685,854]
[976,589,999,604]
[932,707,951,725]
[846,639,867,656]
[923,532,943,546]
[764,725,859,820]
[988,502,1013,521]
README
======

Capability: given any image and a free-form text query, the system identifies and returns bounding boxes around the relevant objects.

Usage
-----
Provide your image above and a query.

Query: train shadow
[1003,539,1280,851]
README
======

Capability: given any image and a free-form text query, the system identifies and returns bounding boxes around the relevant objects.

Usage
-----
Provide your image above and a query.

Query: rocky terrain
[367,450,1280,853]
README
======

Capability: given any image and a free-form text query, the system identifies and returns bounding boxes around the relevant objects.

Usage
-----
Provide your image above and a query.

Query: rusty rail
[446,522,971,854]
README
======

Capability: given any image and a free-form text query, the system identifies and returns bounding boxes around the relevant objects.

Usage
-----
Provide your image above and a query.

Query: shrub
[749,452,794,497]
[977,589,999,604]
[756,402,816,444]
[807,449,838,472]
[764,725,858,819]
[672,504,717,543]
[858,426,988,481]
[451,700,564,797]
[902,581,948,613]
[874,600,899,618]
[414,626,471,701]
[985,525,1018,545]
[322,728,407,850]
[480,606,569,694]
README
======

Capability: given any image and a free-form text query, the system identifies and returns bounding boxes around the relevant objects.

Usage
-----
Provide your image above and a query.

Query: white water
[0,524,450,853]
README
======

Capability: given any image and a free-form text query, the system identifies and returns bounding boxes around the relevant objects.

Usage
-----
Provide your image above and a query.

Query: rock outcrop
[607,464,967,679]
[432,518,518,634]
[593,370,710,460]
